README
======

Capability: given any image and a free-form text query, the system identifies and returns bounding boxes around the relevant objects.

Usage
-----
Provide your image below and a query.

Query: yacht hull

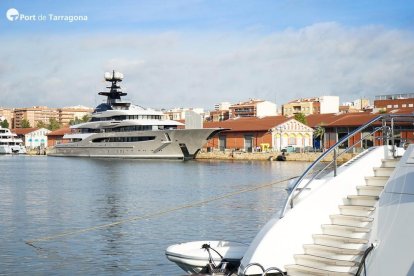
[49,128,221,160]
[0,145,26,154]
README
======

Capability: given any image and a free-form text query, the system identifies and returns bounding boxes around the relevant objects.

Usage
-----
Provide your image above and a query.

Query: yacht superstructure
[0,128,26,154]
[49,71,222,159]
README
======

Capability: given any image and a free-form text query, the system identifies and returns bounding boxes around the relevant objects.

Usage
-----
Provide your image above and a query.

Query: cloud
[1,23,414,110]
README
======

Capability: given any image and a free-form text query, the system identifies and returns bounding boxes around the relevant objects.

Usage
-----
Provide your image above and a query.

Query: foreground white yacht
[0,128,26,154]
[166,114,414,275]
[49,71,222,160]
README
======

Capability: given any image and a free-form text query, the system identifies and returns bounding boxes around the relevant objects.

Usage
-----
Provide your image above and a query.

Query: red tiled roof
[324,113,377,127]
[204,116,290,132]
[307,109,414,128]
[11,128,39,135]
[305,114,340,128]
[47,127,71,136]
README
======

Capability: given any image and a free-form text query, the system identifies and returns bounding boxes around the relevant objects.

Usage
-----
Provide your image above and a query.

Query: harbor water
[0,155,311,275]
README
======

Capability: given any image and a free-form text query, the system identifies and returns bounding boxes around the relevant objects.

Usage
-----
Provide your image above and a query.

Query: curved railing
[355,243,375,276]
[280,114,414,218]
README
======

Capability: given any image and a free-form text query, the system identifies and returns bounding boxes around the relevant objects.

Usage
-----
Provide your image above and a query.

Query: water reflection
[0,156,310,275]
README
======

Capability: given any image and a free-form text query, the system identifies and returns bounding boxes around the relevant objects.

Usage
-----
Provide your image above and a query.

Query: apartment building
[229,99,277,118]
[374,93,414,110]
[13,106,92,128]
[164,107,205,121]
[282,96,339,116]
[0,108,14,128]
[14,106,59,128]
[58,106,93,126]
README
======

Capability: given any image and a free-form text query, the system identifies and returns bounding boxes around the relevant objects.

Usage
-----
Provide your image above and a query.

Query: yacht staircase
[285,158,399,276]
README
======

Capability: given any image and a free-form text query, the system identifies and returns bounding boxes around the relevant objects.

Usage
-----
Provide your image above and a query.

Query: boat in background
[166,114,414,276]
[0,128,26,154]
[49,71,223,160]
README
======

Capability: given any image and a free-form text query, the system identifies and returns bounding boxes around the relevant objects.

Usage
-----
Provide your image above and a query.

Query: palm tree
[314,125,325,150]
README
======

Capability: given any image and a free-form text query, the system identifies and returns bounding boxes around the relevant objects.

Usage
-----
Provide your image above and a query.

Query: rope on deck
[25,175,298,247]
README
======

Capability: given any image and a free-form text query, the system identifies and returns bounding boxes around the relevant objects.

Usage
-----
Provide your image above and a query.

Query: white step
[312,234,368,249]
[346,195,379,206]
[294,254,359,267]
[373,167,395,177]
[356,185,384,196]
[330,214,374,227]
[338,205,375,216]
[303,244,364,261]
[364,176,388,186]
[381,159,399,167]
[321,224,371,239]
[285,264,357,276]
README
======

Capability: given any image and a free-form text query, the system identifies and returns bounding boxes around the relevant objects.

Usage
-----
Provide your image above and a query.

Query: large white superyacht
[49,71,222,159]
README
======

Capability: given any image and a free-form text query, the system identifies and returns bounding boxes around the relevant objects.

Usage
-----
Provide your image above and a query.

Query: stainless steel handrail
[279,114,414,218]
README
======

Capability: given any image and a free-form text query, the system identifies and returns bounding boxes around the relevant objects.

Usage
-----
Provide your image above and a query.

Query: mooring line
[25,175,298,246]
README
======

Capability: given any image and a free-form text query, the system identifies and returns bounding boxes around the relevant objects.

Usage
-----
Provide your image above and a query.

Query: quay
[196,150,357,162]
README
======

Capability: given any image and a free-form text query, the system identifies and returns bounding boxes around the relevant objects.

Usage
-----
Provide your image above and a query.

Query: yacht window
[92,136,155,143]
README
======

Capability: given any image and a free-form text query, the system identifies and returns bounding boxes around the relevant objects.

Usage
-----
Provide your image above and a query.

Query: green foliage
[314,124,326,149]
[0,119,9,128]
[21,119,31,128]
[36,121,48,128]
[294,113,307,125]
[81,114,90,122]
[48,118,61,131]
[69,115,90,126]
[314,126,325,139]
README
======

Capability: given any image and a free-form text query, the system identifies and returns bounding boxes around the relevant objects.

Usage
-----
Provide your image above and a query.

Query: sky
[0,0,413,110]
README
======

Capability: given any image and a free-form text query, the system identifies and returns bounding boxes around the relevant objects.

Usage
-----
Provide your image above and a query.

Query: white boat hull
[165,240,248,274]
[0,145,26,154]
[49,129,221,160]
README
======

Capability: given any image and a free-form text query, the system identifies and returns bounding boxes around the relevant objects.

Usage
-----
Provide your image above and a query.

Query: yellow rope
[25,176,297,246]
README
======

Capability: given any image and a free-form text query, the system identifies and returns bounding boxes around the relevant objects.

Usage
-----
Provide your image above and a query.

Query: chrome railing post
[391,117,395,158]
[382,118,388,146]
[333,148,337,177]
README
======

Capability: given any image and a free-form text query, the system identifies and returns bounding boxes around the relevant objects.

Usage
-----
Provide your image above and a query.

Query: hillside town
[1,93,413,154]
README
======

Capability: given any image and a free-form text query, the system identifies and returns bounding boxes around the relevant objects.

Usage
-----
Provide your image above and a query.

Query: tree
[48,118,61,131]
[0,119,9,128]
[81,114,90,122]
[69,115,90,126]
[294,113,307,125]
[21,119,31,128]
[69,117,82,126]
[314,124,326,150]
[36,121,48,128]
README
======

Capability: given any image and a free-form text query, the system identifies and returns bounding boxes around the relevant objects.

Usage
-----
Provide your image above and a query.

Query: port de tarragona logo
[5,7,88,22]
[6,8,19,21]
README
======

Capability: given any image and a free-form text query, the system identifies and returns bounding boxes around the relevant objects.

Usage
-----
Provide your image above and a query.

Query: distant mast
[98,70,127,105]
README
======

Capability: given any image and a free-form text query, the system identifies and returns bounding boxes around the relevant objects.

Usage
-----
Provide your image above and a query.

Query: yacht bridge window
[91,115,163,122]
[92,136,156,143]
